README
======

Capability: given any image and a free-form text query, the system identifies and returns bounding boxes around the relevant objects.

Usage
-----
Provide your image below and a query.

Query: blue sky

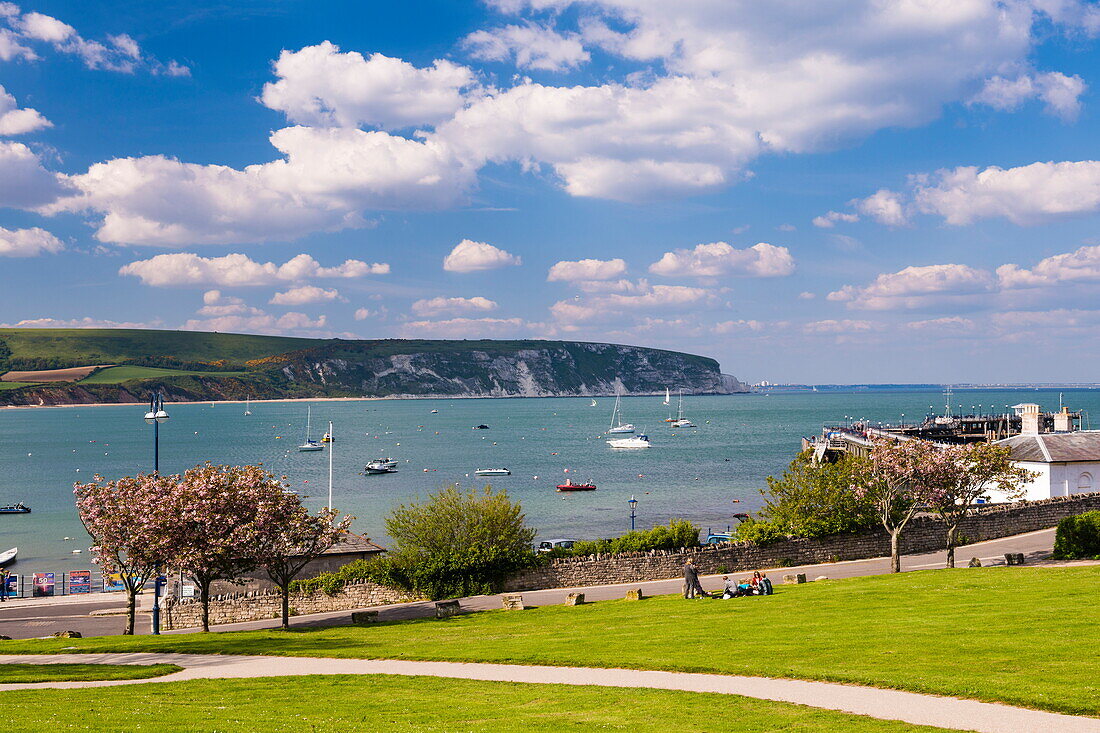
[4,1,1100,383]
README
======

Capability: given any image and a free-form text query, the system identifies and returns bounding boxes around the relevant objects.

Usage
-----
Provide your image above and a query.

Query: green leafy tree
[374,485,537,600]
[737,451,878,543]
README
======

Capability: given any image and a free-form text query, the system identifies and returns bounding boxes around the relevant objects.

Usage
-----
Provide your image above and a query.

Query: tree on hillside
[925,444,1034,568]
[854,439,948,573]
[74,473,179,634]
[376,485,537,600]
[251,496,352,630]
[738,451,878,543]
[168,464,280,631]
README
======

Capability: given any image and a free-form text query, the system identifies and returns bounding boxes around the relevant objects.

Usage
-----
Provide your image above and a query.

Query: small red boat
[556,479,596,492]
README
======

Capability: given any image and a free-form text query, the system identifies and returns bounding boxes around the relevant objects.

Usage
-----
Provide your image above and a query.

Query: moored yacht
[475,468,511,476]
[607,433,651,449]
[607,384,634,434]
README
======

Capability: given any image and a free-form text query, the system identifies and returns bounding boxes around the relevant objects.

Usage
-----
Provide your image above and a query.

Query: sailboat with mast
[670,389,696,428]
[607,384,635,434]
[244,395,252,416]
[298,406,323,451]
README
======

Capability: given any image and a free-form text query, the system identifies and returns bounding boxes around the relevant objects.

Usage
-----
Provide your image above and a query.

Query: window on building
[1075,472,1093,495]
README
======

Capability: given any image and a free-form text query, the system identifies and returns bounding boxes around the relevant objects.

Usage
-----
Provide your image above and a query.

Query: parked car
[705,532,732,544]
[537,538,579,553]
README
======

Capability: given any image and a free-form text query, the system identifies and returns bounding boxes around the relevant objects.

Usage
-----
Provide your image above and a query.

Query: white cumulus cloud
[399,316,527,338]
[812,211,859,228]
[0,141,65,209]
[464,21,590,71]
[648,242,794,278]
[442,239,521,272]
[269,285,343,305]
[0,225,62,256]
[411,296,498,316]
[547,258,627,282]
[0,84,50,135]
[913,161,1100,225]
[828,263,997,310]
[970,71,1087,121]
[119,253,388,287]
[260,42,477,129]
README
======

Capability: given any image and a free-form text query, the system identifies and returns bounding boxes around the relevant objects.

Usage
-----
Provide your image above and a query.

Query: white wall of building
[989,461,1100,502]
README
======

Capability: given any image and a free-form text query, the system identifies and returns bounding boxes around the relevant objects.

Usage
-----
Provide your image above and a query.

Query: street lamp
[143,392,168,635]
[143,392,169,474]
[628,495,637,532]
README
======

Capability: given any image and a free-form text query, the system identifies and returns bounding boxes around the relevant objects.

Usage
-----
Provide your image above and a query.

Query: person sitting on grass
[721,575,737,599]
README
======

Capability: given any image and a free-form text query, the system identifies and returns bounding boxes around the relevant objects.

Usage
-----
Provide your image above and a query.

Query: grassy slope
[6,568,1097,716]
[0,330,717,369]
[0,674,956,732]
[0,329,318,366]
[0,382,36,390]
[0,663,180,683]
[79,366,247,384]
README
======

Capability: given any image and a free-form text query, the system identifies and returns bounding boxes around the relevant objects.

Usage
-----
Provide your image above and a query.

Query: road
[0,527,1058,639]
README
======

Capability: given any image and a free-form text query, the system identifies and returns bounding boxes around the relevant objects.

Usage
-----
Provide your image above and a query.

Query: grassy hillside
[79,366,247,384]
[0,329,318,370]
[0,329,730,405]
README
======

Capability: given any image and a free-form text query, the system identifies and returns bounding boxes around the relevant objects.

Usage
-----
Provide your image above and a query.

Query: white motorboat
[607,433,651,449]
[298,406,324,452]
[607,385,634,434]
[475,468,511,476]
[0,547,16,566]
[365,459,397,474]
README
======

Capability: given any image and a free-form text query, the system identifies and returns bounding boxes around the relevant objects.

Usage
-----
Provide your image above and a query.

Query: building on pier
[803,401,1097,501]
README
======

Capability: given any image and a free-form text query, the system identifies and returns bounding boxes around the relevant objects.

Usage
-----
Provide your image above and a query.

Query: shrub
[289,558,378,596]
[1052,511,1100,560]
[734,519,791,545]
[379,485,538,600]
[558,519,701,557]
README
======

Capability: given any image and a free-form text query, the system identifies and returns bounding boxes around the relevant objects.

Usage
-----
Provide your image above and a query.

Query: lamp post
[628,495,637,532]
[143,392,169,474]
[143,392,169,634]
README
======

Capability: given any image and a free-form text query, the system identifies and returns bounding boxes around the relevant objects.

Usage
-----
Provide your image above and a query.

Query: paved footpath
[0,527,1061,638]
[1,652,1098,733]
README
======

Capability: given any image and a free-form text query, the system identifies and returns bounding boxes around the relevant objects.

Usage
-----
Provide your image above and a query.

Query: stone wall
[161,579,415,630]
[504,493,1100,592]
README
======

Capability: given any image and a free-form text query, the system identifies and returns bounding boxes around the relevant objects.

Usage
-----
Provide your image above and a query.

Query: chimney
[1020,403,1040,436]
[1054,406,1074,433]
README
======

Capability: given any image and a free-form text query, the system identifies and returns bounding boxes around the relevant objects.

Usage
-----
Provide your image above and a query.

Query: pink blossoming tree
[250,498,352,629]
[855,439,950,573]
[167,464,290,632]
[74,473,180,635]
[924,443,1035,568]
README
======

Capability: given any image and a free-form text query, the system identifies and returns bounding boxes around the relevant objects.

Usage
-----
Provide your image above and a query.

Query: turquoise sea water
[1,389,1097,574]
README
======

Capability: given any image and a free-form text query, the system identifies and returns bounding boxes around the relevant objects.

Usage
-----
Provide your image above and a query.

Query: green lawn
[0,674,958,732]
[4,567,1098,715]
[78,366,246,384]
[0,663,180,683]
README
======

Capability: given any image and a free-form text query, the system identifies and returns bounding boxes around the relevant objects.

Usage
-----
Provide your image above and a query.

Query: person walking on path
[683,559,706,598]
